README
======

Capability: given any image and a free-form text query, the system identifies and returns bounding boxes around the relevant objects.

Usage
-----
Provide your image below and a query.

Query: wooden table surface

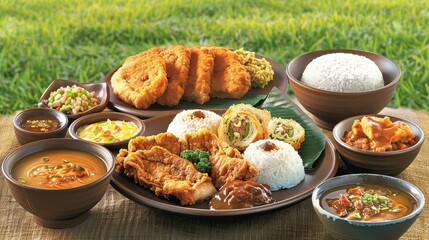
[0,107,428,240]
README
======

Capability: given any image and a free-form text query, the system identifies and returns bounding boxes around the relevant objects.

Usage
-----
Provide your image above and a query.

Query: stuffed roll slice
[268,118,305,151]
[218,111,264,151]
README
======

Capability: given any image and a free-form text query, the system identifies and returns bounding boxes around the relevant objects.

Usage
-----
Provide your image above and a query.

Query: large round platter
[110,110,340,216]
[102,54,288,118]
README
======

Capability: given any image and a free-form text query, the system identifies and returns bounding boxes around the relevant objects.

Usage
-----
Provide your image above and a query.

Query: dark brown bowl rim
[312,173,425,225]
[13,108,69,135]
[68,112,145,147]
[286,49,401,95]
[38,79,109,120]
[1,138,115,192]
[332,114,425,156]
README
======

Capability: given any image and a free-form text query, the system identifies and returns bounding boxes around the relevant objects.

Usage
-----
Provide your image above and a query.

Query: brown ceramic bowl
[312,174,425,240]
[286,49,400,130]
[68,112,145,150]
[332,115,424,175]
[13,108,69,145]
[38,79,109,121]
[1,138,115,229]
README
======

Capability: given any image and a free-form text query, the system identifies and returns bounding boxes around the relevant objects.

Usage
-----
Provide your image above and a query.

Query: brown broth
[12,149,106,189]
[320,184,416,222]
[20,115,61,132]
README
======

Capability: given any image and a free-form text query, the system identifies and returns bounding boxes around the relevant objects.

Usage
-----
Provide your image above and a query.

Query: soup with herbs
[12,149,106,189]
[321,184,416,222]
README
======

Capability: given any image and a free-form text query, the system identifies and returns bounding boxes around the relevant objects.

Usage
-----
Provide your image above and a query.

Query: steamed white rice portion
[301,53,384,92]
[243,139,305,191]
[167,109,222,138]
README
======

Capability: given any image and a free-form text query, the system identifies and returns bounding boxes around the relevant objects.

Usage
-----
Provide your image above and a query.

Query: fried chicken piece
[156,46,191,106]
[111,48,168,109]
[128,132,182,155]
[208,47,251,99]
[183,47,214,104]
[122,146,216,205]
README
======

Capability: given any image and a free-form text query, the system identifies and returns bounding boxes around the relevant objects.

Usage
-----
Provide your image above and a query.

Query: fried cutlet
[156,46,191,106]
[209,47,251,99]
[110,48,167,109]
[183,47,214,104]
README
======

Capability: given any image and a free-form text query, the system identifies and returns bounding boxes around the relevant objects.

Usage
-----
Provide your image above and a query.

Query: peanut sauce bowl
[332,114,424,175]
[1,138,115,229]
[312,174,425,240]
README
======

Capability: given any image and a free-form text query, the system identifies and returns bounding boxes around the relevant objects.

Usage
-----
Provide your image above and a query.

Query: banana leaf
[260,88,326,169]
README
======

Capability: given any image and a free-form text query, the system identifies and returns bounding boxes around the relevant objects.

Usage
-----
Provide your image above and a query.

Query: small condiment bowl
[286,49,400,130]
[312,174,425,240]
[13,108,69,145]
[332,114,424,175]
[38,79,109,121]
[1,138,115,229]
[68,112,145,150]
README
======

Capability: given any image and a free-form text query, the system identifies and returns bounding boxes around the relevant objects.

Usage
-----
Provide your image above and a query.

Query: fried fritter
[110,48,168,109]
[156,46,191,106]
[183,47,214,104]
[209,47,251,99]
[122,146,216,205]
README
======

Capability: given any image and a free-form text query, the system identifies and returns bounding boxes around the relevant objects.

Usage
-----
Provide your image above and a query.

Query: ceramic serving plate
[102,54,288,118]
[110,109,340,216]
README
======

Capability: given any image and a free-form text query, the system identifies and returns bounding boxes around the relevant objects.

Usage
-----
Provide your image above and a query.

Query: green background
[1,0,428,114]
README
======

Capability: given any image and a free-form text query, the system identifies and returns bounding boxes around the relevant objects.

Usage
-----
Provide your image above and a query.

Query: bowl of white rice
[243,139,305,191]
[286,49,400,130]
[167,109,221,138]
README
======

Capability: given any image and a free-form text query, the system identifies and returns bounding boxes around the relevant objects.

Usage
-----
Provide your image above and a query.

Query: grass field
[0,0,428,114]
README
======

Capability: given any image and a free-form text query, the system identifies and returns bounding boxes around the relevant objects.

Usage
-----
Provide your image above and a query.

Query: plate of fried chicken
[110,109,339,216]
[102,46,288,118]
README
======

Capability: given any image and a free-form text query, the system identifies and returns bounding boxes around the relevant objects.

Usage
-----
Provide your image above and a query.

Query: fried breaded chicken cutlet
[183,47,214,104]
[111,49,168,109]
[209,47,251,99]
[122,146,216,205]
[156,46,191,106]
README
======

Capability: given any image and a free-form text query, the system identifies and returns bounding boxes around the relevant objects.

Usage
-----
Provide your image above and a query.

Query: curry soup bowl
[38,79,109,121]
[1,138,115,229]
[68,112,145,150]
[332,115,424,175]
[13,108,69,145]
[312,174,425,240]
[286,49,400,130]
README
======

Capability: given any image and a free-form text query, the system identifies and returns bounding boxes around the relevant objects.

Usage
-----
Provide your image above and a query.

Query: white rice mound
[301,53,384,92]
[167,109,222,138]
[243,139,305,191]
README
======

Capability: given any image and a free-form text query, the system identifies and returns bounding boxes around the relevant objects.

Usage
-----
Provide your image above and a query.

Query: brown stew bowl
[286,49,401,130]
[68,112,145,150]
[13,108,69,145]
[38,79,109,121]
[332,115,424,175]
[312,174,425,240]
[1,138,115,229]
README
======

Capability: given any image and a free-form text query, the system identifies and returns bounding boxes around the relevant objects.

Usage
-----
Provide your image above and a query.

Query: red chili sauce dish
[342,116,416,152]
[209,180,275,210]
[12,149,106,189]
[320,184,416,222]
[20,115,61,133]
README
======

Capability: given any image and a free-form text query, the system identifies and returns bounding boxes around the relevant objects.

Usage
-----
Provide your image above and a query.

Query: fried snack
[156,46,191,106]
[111,49,168,109]
[122,146,216,205]
[218,111,265,151]
[208,47,251,99]
[268,118,305,151]
[183,47,214,104]
[224,103,272,138]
